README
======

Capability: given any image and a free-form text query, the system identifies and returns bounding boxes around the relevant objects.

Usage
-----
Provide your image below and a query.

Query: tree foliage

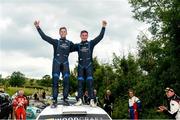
[129,0,180,92]
[127,0,180,118]
[1,1,179,118]
[9,71,25,87]
[38,75,52,87]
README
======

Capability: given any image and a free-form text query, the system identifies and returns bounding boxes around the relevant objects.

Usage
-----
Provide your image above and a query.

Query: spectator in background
[94,89,102,106]
[83,90,90,105]
[42,90,46,99]
[13,89,28,120]
[103,89,114,117]
[33,92,39,100]
[157,87,180,119]
[128,89,142,120]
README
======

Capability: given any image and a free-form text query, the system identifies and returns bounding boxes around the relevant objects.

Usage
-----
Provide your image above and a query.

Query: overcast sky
[0,0,148,78]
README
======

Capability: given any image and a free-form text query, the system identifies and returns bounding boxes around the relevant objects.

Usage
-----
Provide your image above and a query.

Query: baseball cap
[165,87,174,92]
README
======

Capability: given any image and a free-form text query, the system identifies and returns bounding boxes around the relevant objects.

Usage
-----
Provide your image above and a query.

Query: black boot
[51,100,57,108]
[63,98,70,106]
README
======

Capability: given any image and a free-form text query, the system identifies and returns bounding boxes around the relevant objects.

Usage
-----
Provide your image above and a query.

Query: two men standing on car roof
[34,20,107,107]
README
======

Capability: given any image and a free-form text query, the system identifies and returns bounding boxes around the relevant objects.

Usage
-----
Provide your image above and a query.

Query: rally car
[36,94,112,120]
[36,104,112,120]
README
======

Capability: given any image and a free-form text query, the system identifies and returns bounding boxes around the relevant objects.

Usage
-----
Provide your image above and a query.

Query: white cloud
[0,51,52,78]
[0,17,13,33]
[0,0,148,78]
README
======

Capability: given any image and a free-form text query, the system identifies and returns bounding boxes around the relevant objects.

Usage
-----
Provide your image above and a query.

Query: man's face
[166,90,175,98]
[85,91,88,95]
[80,32,88,42]
[129,92,134,98]
[18,90,24,96]
[106,90,111,96]
[94,90,97,95]
[59,29,67,38]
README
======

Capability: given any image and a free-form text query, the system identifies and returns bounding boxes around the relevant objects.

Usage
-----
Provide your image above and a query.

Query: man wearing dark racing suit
[34,20,74,107]
[74,20,107,107]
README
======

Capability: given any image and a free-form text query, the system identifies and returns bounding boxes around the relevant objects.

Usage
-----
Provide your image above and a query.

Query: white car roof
[40,105,107,115]
[36,105,112,120]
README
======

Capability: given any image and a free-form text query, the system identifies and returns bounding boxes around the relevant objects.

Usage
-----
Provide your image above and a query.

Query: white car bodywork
[36,105,112,120]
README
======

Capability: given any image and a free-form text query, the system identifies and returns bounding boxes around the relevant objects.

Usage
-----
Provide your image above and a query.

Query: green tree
[40,75,52,87]
[9,71,26,87]
[128,0,180,118]
[106,53,144,118]
[129,0,180,94]
[29,79,35,86]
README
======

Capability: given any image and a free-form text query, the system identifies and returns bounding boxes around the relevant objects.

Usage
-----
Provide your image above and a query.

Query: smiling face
[129,91,134,98]
[18,89,24,96]
[80,30,88,42]
[59,27,67,38]
[165,87,175,98]
[166,90,175,98]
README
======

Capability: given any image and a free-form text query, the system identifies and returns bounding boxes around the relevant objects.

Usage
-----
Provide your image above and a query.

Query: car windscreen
[38,114,111,120]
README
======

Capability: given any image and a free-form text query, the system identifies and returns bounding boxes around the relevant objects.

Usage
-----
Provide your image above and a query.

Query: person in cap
[158,87,180,119]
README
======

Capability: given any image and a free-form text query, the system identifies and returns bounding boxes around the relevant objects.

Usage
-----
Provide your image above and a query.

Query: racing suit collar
[81,40,88,43]
[60,37,66,40]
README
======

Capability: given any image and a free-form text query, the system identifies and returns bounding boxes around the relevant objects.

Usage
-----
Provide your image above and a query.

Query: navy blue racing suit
[73,27,105,100]
[36,27,74,102]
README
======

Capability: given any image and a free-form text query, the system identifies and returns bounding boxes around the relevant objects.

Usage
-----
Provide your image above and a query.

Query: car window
[38,114,111,120]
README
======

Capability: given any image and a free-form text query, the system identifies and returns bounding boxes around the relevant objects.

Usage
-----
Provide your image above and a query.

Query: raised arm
[90,20,107,46]
[34,20,57,45]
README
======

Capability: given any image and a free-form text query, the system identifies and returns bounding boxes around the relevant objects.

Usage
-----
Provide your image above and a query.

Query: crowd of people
[33,90,46,101]
[0,86,180,119]
[79,87,179,119]
[1,18,180,120]
[0,88,48,120]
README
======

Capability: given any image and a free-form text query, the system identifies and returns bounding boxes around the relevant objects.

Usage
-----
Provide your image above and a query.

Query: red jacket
[13,95,28,110]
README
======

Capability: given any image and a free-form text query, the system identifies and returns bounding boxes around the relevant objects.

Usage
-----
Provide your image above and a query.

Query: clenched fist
[34,20,40,28]
[102,20,107,27]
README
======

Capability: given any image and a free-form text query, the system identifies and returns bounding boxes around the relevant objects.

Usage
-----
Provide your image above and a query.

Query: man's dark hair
[59,27,67,32]
[80,30,88,35]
